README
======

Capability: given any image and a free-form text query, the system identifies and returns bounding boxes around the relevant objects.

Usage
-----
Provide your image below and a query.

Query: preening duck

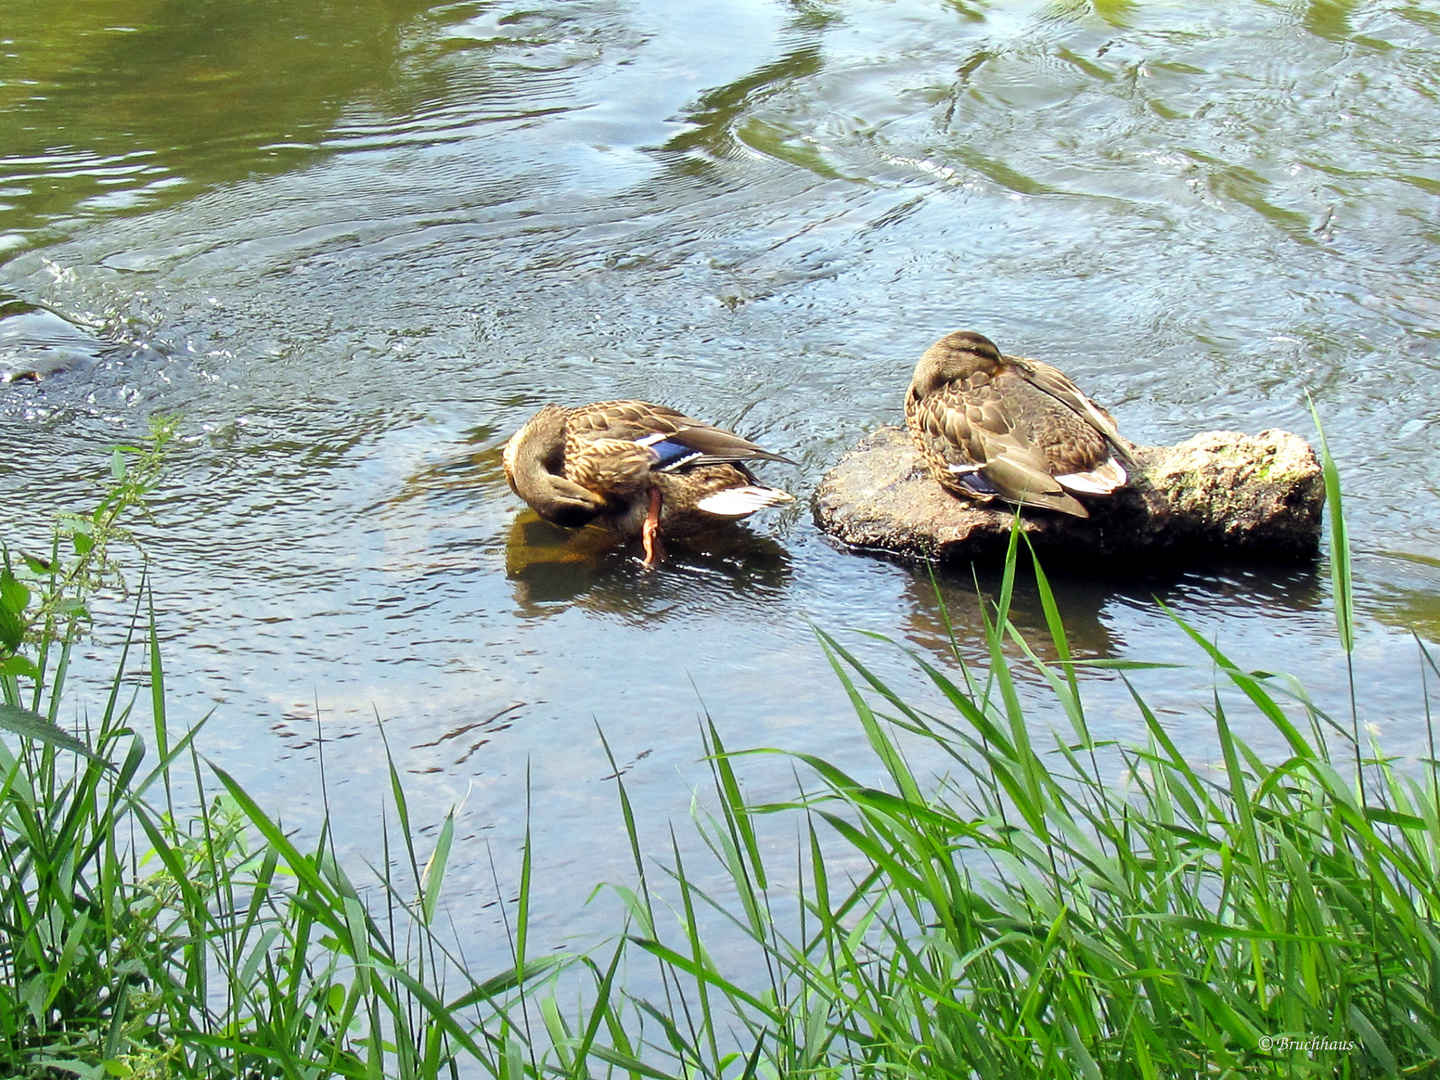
[502,400,795,565]
[904,330,1133,518]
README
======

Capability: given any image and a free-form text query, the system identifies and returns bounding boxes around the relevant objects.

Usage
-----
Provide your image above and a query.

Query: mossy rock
[813,426,1323,563]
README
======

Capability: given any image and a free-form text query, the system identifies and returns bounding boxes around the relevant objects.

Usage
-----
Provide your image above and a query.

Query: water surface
[3,0,1440,967]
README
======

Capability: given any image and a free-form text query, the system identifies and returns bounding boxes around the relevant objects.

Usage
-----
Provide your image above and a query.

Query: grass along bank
[0,425,570,1078]
[1,426,1437,1077]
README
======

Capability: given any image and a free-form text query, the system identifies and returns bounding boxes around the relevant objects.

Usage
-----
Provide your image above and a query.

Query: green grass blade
[0,703,108,765]
[420,808,454,927]
[1309,397,1353,654]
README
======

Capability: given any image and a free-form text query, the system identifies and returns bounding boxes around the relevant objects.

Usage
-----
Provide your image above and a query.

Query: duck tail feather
[695,486,793,516]
[947,463,1002,497]
[1055,458,1127,494]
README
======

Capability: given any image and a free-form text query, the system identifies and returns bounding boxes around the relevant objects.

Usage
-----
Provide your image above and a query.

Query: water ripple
[6,0,1440,972]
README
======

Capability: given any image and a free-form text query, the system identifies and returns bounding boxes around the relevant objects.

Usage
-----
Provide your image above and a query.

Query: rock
[0,299,109,382]
[812,426,1324,563]
[0,296,169,383]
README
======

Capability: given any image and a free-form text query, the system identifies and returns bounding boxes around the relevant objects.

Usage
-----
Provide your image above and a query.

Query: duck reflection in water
[503,400,796,567]
[901,562,1121,669]
[504,511,792,618]
[899,556,1324,674]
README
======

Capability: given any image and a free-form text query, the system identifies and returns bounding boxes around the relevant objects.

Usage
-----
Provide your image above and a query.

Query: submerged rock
[0,296,170,384]
[0,299,109,382]
[813,426,1324,562]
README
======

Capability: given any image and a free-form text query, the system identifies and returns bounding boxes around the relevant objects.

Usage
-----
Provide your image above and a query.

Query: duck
[502,400,796,566]
[904,330,1134,518]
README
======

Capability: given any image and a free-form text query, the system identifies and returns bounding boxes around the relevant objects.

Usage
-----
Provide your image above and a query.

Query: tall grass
[604,442,1440,1078]
[2,424,1437,1078]
[0,427,568,1078]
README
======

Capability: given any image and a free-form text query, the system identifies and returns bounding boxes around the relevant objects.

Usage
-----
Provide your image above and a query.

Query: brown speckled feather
[503,399,795,542]
[560,401,794,466]
[904,331,1131,518]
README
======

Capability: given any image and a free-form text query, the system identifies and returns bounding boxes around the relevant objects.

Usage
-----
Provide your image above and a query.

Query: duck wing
[569,400,796,470]
[908,379,1090,518]
[565,400,693,442]
[1008,356,1134,464]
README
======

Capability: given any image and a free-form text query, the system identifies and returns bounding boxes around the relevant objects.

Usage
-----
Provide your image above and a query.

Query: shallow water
[4,0,1440,967]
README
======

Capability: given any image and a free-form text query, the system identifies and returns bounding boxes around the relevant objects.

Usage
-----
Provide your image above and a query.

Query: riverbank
[3,433,1437,1078]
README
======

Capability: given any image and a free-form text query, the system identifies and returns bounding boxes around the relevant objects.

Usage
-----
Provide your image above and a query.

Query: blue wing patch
[636,434,704,471]
[948,464,1001,497]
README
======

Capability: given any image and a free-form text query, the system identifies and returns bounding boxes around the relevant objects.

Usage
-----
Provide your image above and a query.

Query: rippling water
[3,0,1440,966]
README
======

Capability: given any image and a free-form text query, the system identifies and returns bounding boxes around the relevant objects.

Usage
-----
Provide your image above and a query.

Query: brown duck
[503,400,795,566]
[904,331,1133,518]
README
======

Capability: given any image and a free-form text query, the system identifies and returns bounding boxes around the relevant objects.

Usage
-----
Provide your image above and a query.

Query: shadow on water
[1360,552,1440,645]
[504,512,792,619]
[897,553,1326,669]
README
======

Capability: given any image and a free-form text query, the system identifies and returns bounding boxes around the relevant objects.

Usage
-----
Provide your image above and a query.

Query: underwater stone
[812,426,1324,563]
[0,300,108,382]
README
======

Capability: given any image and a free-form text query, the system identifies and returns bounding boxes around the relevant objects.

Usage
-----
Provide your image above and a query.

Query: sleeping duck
[904,330,1133,518]
[503,400,796,565]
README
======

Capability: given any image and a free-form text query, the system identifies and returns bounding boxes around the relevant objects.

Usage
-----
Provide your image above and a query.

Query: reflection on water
[899,563,1123,665]
[505,511,791,615]
[0,296,108,381]
[3,0,1440,975]
[898,556,1326,670]
[0,0,440,253]
[409,702,524,771]
[1361,552,1440,644]
[0,291,171,387]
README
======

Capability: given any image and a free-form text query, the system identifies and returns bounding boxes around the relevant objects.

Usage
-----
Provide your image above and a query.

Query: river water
[3,0,1440,969]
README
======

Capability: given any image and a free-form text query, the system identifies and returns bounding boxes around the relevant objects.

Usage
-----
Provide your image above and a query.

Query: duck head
[908,330,1004,399]
[502,405,608,528]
